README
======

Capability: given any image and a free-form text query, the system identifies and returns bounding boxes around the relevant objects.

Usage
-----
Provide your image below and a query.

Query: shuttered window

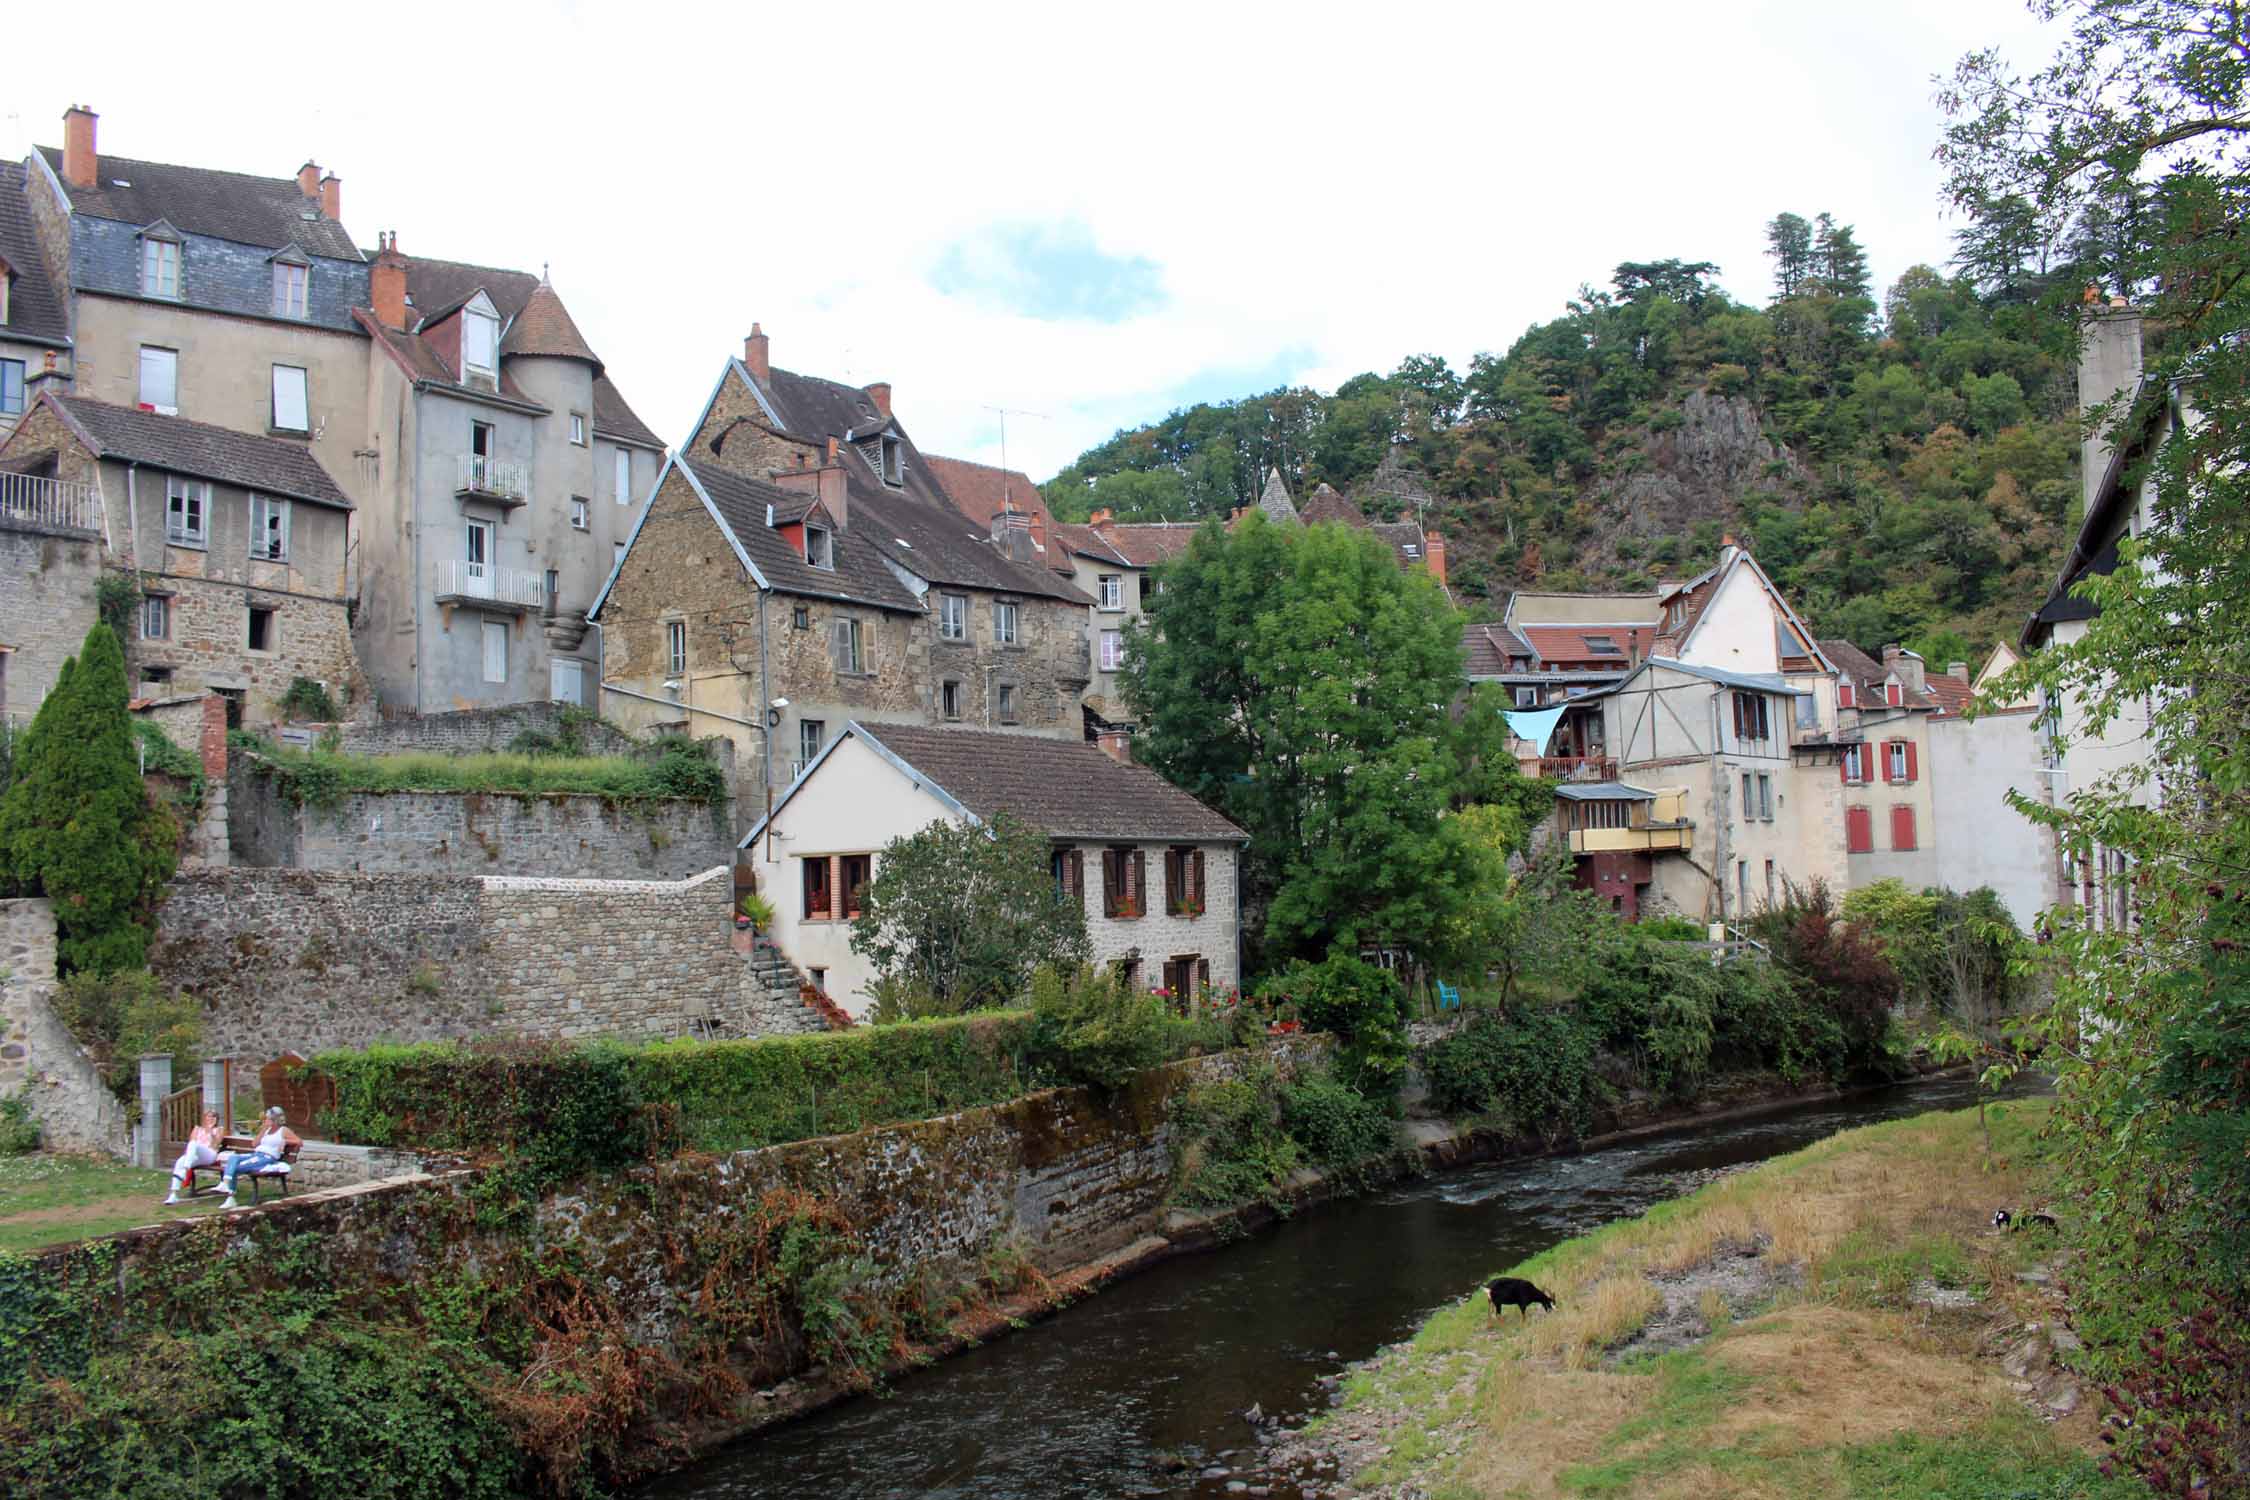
[1890,805,1918,850]
[830,617,864,674]
[1102,847,1146,918]
[1846,807,1874,854]
[1164,846,1206,916]
[271,364,309,431]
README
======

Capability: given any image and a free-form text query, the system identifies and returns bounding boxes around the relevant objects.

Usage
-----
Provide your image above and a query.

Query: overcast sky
[8,0,2061,484]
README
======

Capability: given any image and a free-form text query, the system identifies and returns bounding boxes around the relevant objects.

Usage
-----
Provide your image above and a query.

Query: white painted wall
[1929,710,2056,929]
[1678,563,1781,677]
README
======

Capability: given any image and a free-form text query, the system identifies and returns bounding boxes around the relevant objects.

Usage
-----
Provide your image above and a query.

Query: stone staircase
[736,936,851,1034]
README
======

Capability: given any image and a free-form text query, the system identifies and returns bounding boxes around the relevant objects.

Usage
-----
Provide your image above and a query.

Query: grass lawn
[0,1152,231,1256]
[1323,1100,2139,1499]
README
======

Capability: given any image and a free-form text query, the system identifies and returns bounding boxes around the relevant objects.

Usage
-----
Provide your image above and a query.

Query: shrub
[50,969,200,1102]
[91,572,141,638]
[277,676,342,723]
[1750,878,1905,1079]
[1167,1063,1303,1209]
[245,745,726,807]
[1280,1072,1396,1164]
[1710,956,1847,1082]
[1255,953,1408,1097]
[1029,964,1235,1093]
[1422,1007,1603,1140]
[0,1094,39,1154]
[1574,925,1721,1096]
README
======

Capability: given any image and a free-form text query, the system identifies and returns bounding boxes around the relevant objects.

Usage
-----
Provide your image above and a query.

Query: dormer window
[805,525,834,570]
[880,434,902,486]
[0,265,11,324]
[462,293,499,388]
[271,259,309,319]
[141,235,181,300]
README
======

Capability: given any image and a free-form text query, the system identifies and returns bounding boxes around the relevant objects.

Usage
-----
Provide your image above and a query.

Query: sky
[6,0,2064,486]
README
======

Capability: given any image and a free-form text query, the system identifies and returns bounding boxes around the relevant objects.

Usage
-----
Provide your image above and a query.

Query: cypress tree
[0,624,175,972]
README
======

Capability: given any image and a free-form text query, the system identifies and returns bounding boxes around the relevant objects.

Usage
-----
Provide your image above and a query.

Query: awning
[1502,706,1566,754]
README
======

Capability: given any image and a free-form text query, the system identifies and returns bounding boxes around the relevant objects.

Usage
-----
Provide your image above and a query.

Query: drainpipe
[124,462,139,571]
[983,663,996,728]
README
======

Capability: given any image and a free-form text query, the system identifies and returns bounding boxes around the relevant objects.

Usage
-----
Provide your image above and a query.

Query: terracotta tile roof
[0,162,70,344]
[855,722,1246,843]
[1096,521,1204,567]
[401,254,540,326]
[1053,523,1134,568]
[500,279,602,372]
[1820,638,1937,711]
[46,393,350,508]
[1921,675,1974,717]
[38,146,361,259]
[686,460,922,613]
[924,454,1050,528]
[1520,625,1640,666]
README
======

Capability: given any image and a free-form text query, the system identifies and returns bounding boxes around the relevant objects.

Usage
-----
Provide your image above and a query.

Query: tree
[848,813,1089,1015]
[1765,212,1815,298]
[1942,4,2250,1489]
[0,624,176,974]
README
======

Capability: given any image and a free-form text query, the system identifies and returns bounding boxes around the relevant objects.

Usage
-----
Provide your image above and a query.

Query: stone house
[741,720,1246,1017]
[592,329,1091,810]
[0,391,357,721]
[0,160,72,442]
[353,241,664,714]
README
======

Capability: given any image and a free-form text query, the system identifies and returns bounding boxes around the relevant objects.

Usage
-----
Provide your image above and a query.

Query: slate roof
[0,162,70,345]
[45,393,350,507]
[851,722,1247,843]
[1634,657,1808,695]
[759,366,960,512]
[1819,638,1936,711]
[1252,468,1299,524]
[685,460,922,613]
[37,147,360,259]
[1554,782,1657,802]
[851,482,1089,604]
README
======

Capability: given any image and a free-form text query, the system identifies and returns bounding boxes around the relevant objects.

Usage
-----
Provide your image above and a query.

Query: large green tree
[1942,3,2250,1489]
[0,623,176,974]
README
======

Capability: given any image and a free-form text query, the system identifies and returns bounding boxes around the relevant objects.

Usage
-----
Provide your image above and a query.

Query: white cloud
[7,0,2063,481]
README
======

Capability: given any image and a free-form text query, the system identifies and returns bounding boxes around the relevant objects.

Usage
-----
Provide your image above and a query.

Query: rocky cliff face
[1594,391,1807,551]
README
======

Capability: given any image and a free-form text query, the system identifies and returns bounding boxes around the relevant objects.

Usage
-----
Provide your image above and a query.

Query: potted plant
[737,891,775,933]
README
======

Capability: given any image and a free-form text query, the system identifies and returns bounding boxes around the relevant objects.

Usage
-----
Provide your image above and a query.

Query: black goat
[1993,1208,2059,1232]
[1488,1277,1557,1319]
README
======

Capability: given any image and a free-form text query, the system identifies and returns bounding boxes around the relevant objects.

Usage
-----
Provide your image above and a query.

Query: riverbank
[1256,1099,2135,1499]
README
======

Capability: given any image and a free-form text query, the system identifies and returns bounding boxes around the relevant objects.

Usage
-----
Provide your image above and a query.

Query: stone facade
[0,518,104,722]
[0,899,132,1156]
[228,762,734,881]
[481,867,746,1039]
[1064,839,1241,995]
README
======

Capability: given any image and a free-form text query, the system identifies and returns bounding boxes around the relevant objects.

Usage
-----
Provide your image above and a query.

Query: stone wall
[0,520,104,722]
[228,762,734,880]
[336,701,641,757]
[482,867,743,1039]
[0,900,131,1156]
[134,694,231,868]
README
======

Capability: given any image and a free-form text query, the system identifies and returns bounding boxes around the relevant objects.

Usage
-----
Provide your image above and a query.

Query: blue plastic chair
[1436,980,1462,1011]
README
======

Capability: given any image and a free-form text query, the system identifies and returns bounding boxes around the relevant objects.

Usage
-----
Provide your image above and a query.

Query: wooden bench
[181,1134,301,1205]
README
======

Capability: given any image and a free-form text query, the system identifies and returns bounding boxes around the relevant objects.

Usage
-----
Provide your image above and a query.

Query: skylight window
[1583,634,1623,655]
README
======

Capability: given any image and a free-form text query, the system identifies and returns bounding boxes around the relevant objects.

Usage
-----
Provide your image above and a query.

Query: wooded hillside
[1043,213,2085,660]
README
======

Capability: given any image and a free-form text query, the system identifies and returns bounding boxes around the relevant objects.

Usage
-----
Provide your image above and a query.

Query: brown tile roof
[1299,482,1368,527]
[37,147,361,259]
[924,454,1051,528]
[685,459,922,613]
[1520,625,1639,666]
[1054,523,1134,568]
[1922,675,1974,717]
[0,162,70,344]
[854,722,1246,843]
[1820,638,1937,711]
[1096,521,1205,567]
[46,393,350,508]
[401,254,541,326]
[592,374,662,449]
[501,279,602,372]
[1462,622,1531,677]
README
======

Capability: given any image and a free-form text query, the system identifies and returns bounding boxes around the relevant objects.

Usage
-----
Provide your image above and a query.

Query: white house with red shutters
[1820,638,1941,890]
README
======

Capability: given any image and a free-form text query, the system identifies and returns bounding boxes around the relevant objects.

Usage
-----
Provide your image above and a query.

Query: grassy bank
[1309,1100,2136,1499]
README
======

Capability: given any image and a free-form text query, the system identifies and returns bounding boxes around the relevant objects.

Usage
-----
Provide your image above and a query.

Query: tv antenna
[982,404,1049,512]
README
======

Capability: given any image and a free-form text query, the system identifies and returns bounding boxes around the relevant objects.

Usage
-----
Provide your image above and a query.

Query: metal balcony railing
[0,472,105,534]
[433,557,546,607]
[1539,755,1617,782]
[455,453,528,502]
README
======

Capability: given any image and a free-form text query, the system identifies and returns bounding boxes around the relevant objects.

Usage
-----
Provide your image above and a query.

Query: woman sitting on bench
[162,1109,225,1205]
[219,1107,299,1209]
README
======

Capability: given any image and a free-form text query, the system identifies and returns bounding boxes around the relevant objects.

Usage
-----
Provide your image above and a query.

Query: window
[1846,806,1874,853]
[1742,772,1755,821]
[1840,744,1866,784]
[165,475,208,546]
[139,346,178,413]
[1838,681,1856,710]
[1514,686,1539,708]
[1402,542,1422,561]
[830,617,864,675]
[463,307,498,384]
[805,525,834,569]
[271,261,308,318]
[995,600,1019,645]
[141,594,170,640]
[1890,805,1918,851]
[666,620,687,677]
[1114,956,1140,990]
[0,359,22,416]
[840,854,872,918]
[1732,689,1772,743]
[271,365,309,432]
[571,498,589,530]
[1053,847,1085,903]
[471,420,494,458]
[1885,681,1904,707]
[1756,772,1773,820]
[481,620,507,683]
[1099,575,1123,610]
[880,434,901,485]
[248,606,277,653]
[550,657,584,705]
[1737,859,1749,915]
[141,237,180,299]
[464,518,492,585]
[1164,846,1206,917]
[799,719,824,767]
[939,593,967,641]
[1886,739,1917,783]
[1102,846,1146,919]
[792,605,810,630]
[1100,630,1124,672]
[139,666,173,695]
[543,569,559,613]
[1583,633,1621,655]
[615,448,632,505]
[997,683,1017,723]
[802,856,832,920]
[940,680,962,719]
[569,412,586,446]
[248,495,290,561]
[0,273,8,324]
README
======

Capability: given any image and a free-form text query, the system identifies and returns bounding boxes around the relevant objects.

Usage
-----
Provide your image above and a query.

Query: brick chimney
[1424,531,1448,585]
[61,106,98,190]
[296,160,321,199]
[1090,508,1113,528]
[865,382,891,420]
[318,173,340,221]
[1947,661,1970,682]
[744,323,770,384]
[776,435,849,530]
[369,231,408,329]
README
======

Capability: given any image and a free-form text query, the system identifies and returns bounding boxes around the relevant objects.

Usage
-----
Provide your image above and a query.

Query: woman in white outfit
[163,1110,225,1204]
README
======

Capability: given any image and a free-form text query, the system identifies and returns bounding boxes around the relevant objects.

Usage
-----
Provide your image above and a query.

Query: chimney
[1881,644,1926,694]
[865,381,892,420]
[1097,730,1132,764]
[2078,300,2144,519]
[744,323,770,385]
[61,106,98,190]
[296,160,321,199]
[1424,531,1448,585]
[1090,508,1113,528]
[1947,661,1970,682]
[777,436,849,531]
[318,173,340,221]
[369,232,408,329]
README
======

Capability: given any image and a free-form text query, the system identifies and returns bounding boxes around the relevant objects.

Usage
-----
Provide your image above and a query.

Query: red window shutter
[1838,682,1855,709]
[1904,741,1919,782]
[1887,682,1902,707]
[1891,805,1917,850]
[1839,753,1850,784]
[1846,807,1873,854]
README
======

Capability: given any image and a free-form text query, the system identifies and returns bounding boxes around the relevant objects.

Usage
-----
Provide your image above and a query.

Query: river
[641,1072,2025,1500]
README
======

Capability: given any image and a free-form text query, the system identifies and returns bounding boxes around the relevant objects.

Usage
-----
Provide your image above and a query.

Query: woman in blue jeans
[220,1107,298,1208]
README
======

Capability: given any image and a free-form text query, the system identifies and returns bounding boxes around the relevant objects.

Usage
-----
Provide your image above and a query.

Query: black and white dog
[1993,1208,2059,1231]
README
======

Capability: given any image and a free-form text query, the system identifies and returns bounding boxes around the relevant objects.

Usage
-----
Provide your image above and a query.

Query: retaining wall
[0,900,131,1156]
[335,702,642,757]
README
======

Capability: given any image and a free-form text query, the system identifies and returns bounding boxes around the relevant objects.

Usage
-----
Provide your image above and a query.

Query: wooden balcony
[1539,755,1617,782]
